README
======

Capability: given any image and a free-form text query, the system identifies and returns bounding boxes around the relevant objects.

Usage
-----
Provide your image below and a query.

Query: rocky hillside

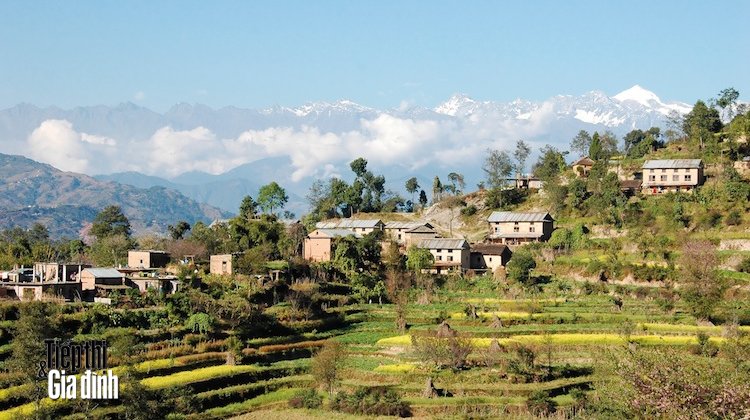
[0,153,228,238]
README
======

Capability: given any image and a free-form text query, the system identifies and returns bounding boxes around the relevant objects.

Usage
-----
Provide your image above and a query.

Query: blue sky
[1,0,748,111]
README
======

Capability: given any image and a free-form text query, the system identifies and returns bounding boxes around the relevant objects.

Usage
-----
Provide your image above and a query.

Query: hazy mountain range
[0,85,694,217]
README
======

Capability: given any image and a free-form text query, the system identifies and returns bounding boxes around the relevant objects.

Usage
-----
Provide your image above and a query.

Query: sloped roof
[572,157,595,166]
[487,211,553,223]
[488,231,545,239]
[470,243,511,255]
[642,159,702,169]
[309,229,362,239]
[384,221,433,230]
[315,219,383,229]
[417,238,469,250]
[406,225,436,234]
[83,268,124,278]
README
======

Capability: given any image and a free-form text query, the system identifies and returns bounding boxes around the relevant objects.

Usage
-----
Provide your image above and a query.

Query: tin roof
[83,268,124,278]
[384,221,433,230]
[310,229,363,238]
[642,159,702,169]
[315,219,383,229]
[470,243,511,255]
[487,211,552,223]
[488,231,545,239]
[406,225,436,234]
[417,238,469,250]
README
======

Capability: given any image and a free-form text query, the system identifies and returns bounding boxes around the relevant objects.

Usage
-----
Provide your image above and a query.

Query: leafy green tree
[513,140,532,176]
[716,87,740,120]
[447,172,465,195]
[257,182,289,215]
[570,130,592,157]
[239,195,258,219]
[432,176,443,202]
[419,190,428,208]
[89,234,135,266]
[312,341,346,395]
[91,205,131,239]
[589,132,603,161]
[167,221,191,240]
[506,251,537,287]
[678,240,727,320]
[483,149,513,189]
[532,145,566,181]
[683,100,722,149]
[405,177,420,207]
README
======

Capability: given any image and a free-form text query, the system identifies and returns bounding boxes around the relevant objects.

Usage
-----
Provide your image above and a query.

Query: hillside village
[0,94,748,418]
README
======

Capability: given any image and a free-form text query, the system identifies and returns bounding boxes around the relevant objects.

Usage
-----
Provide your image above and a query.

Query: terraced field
[0,276,744,418]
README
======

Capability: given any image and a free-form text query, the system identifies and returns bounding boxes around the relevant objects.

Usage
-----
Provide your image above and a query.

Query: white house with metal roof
[487,211,554,245]
[416,238,470,274]
[642,159,704,194]
[315,219,384,235]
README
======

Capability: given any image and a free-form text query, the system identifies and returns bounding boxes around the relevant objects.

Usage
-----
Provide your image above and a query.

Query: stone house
[469,243,512,274]
[487,211,554,245]
[417,238,470,274]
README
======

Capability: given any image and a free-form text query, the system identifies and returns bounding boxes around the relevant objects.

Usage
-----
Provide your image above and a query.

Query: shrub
[506,251,537,287]
[526,390,557,415]
[737,256,750,274]
[411,325,473,370]
[330,387,410,417]
[312,341,346,395]
[726,210,742,226]
[460,204,477,216]
[288,388,322,409]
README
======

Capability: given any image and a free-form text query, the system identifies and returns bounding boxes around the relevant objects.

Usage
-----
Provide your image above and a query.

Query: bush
[526,390,557,415]
[737,256,750,274]
[506,251,537,286]
[460,204,477,216]
[288,388,323,409]
[726,210,742,226]
[330,387,410,417]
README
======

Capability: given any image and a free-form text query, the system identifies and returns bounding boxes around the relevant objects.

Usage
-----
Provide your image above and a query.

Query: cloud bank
[23,108,561,183]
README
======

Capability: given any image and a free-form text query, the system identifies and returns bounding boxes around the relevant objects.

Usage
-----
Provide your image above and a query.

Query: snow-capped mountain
[0,85,696,214]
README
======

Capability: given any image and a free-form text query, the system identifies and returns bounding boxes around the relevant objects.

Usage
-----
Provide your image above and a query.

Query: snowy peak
[613,85,691,115]
[434,93,477,116]
[613,85,661,106]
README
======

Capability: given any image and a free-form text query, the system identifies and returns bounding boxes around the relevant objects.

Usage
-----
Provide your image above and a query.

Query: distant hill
[0,153,228,238]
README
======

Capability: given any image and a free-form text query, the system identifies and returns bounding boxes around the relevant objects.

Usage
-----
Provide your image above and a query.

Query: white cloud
[27,120,114,173]
[134,91,145,101]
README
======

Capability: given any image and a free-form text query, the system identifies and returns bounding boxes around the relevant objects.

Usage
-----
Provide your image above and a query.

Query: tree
[716,87,740,120]
[532,146,566,181]
[89,234,134,266]
[589,132,603,161]
[257,182,288,215]
[506,251,536,287]
[513,140,532,176]
[406,246,435,304]
[239,195,258,219]
[432,176,443,203]
[91,205,131,239]
[419,190,428,209]
[350,157,368,178]
[570,130,592,157]
[447,172,465,195]
[384,242,410,332]
[312,341,346,395]
[678,240,727,320]
[683,100,722,149]
[483,149,513,190]
[405,177,420,208]
[167,221,191,240]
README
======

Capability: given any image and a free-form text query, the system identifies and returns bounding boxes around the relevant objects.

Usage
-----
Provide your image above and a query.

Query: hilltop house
[571,157,595,177]
[128,250,170,269]
[383,221,437,246]
[641,159,704,194]
[79,268,132,301]
[304,229,362,262]
[417,238,470,274]
[470,243,512,274]
[210,254,240,275]
[315,219,385,235]
[487,211,554,245]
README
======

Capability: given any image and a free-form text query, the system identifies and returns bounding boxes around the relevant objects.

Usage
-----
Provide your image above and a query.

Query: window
[685,175,692,182]
[649,175,656,181]
[529,226,535,232]
[437,249,442,253]
[447,256,453,262]
[489,257,493,262]
[436,255,442,261]
[397,234,401,240]
[661,168,666,173]
[672,175,678,181]
[513,226,520,232]
[650,169,654,173]
[660,175,667,181]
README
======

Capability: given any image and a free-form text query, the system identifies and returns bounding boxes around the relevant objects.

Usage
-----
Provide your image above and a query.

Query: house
[32,262,90,282]
[487,211,554,245]
[733,156,750,177]
[128,250,170,269]
[78,268,131,294]
[383,221,437,246]
[404,225,441,249]
[619,179,643,196]
[0,280,81,302]
[417,238,470,274]
[571,157,595,177]
[642,159,704,194]
[315,219,384,235]
[304,229,362,262]
[130,274,180,294]
[470,243,512,274]
[210,254,239,275]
